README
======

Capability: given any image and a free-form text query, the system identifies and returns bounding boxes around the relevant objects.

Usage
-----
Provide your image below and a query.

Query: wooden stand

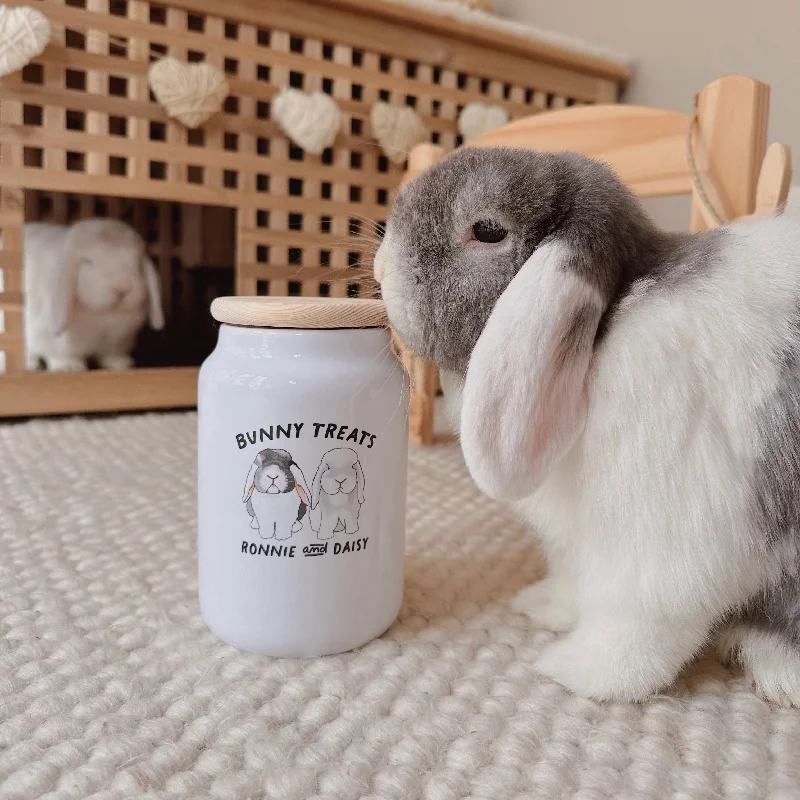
[0,0,629,418]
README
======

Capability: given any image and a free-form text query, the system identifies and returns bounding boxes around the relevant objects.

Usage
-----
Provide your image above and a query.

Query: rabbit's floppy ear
[354,460,365,505]
[460,241,604,502]
[311,461,327,509]
[290,463,310,506]
[46,229,81,336]
[142,256,165,331]
[243,459,258,502]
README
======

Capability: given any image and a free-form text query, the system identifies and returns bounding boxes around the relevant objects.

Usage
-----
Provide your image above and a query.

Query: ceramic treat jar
[198,296,409,657]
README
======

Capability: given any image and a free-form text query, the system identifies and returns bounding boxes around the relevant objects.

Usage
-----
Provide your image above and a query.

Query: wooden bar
[0,367,198,416]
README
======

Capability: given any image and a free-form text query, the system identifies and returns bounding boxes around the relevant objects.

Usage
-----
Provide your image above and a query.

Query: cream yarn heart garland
[370,102,428,165]
[0,5,50,78]
[271,87,342,155]
[148,57,229,128]
[457,102,509,142]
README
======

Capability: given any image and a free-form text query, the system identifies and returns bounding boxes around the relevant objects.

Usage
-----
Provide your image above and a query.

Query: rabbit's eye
[472,220,507,243]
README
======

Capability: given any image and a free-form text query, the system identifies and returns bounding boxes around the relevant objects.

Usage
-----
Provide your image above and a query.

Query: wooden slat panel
[468,104,694,198]
[0,0,625,379]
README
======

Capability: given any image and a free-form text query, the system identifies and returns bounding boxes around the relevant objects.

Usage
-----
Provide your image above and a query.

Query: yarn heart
[458,102,509,142]
[0,5,51,79]
[148,57,229,128]
[271,88,342,155]
[370,102,428,165]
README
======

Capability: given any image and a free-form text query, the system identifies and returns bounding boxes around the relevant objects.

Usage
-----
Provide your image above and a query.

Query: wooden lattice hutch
[0,0,629,417]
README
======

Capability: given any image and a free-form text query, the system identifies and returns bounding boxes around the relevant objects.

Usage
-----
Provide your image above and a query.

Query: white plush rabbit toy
[24,218,165,371]
[375,146,800,705]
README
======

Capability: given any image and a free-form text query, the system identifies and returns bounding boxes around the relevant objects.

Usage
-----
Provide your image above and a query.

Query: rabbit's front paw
[534,629,661,701]
[511,576,577,632]
[718,624,800,707]
[45,356,87,372]
[98,354,134,371]
[534,614,710,702]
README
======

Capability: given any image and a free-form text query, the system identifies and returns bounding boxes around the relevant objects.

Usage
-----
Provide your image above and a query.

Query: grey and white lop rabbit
[374,146,800,704]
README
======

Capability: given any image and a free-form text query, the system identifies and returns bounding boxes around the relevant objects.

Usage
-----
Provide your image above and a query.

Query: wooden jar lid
[210,296,388,329]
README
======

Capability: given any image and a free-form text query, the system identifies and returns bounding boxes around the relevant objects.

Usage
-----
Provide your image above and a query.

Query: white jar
[198,297,409,657]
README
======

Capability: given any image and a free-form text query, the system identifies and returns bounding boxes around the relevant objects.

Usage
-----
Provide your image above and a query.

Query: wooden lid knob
[210,296,389,329]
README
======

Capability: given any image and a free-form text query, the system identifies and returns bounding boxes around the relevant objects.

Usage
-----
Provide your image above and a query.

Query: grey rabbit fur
[374,145,800,704]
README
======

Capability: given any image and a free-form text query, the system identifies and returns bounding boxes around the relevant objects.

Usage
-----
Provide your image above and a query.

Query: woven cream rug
[1,412,799,800]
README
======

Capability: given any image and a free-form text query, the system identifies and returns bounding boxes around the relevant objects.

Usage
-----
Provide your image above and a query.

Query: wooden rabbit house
[0,0,629,419]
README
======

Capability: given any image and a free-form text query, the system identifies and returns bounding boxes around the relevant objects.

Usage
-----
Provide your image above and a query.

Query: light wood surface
[288,0,630,83]
[754,142,792,217]
[689,75,769,232]
[468,104,694,198]
[0,368,198,417]
[210,296,388,328]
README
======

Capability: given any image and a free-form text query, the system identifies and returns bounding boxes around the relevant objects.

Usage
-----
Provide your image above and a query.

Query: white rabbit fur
[311,448,365,540]
[376,146,800,704]
[23,218,164,371]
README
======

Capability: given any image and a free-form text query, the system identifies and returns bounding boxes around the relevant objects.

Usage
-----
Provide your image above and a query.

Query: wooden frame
[0,0,628,417]
[400,74,793,444]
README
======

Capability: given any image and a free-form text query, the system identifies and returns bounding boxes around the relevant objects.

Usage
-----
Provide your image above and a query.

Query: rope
[685,113,727,227]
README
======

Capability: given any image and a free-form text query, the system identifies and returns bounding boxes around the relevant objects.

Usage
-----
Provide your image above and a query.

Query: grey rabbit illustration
[373,145,800,706]
[243,448,310,541]
[310,448,365,540]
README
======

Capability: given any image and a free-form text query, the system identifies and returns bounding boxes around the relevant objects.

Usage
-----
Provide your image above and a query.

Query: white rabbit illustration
[310,448,365,540]
[23,218,165,371]
[244,448,310,541]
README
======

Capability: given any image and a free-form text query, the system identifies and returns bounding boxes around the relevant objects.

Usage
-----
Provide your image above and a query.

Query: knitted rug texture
[1,412,799,800]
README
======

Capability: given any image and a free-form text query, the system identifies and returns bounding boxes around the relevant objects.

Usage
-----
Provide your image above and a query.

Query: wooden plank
[0,166,391,218]
[0,124,400,189]
[306,0,629,81]
[329,41,353,299]
[127,0,151,182]
[0,80,425,150]
[168,0,630,85]
[0,367,198,417]
[14,0,622,103]
[407,357,437,445]
[239,226,381,248]
[468,104,694,198]
[754,142,792,217]
[85,0,110,178]
[689,75,770,231]
[239,262,378,283]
